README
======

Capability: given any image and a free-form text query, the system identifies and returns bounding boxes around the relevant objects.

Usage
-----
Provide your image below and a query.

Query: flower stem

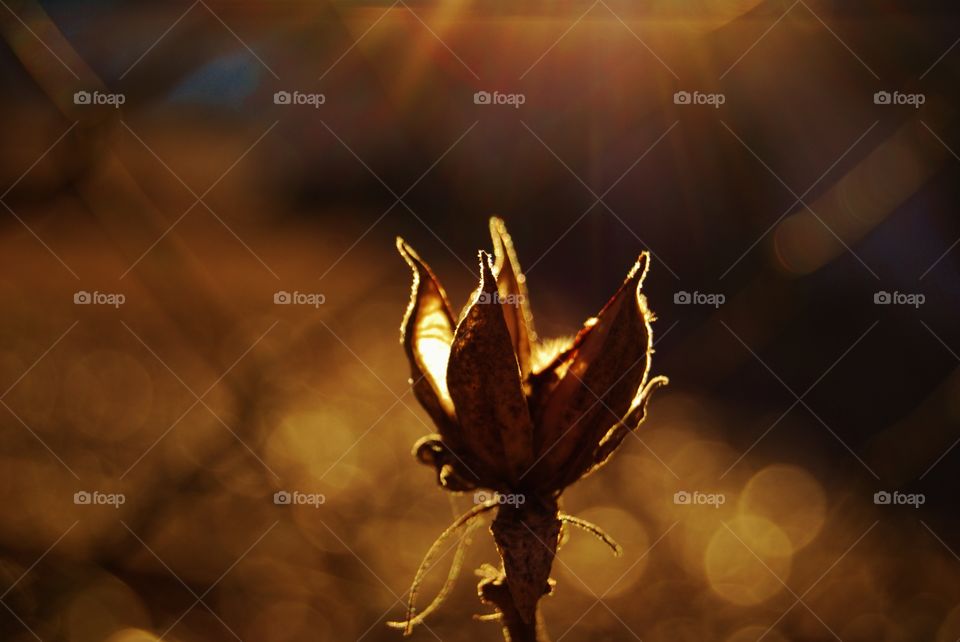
[481,499,561,642]
[480,577,543,641]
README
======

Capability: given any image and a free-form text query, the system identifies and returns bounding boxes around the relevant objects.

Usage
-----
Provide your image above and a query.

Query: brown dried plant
[390,218,667,641]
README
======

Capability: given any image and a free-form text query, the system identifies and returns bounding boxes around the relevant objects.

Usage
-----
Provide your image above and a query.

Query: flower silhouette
[399,217,666,497]
[394,217,667,640]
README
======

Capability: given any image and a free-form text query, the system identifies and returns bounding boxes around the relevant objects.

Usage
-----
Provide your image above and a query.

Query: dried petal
[526,338,576,434]
[578,375,669,483]
[489,217,535,380]
[397,238,457,431]
[395,220,669,640]
[413,435,480,491]
[530,253,653,490]
[446,251,535,483]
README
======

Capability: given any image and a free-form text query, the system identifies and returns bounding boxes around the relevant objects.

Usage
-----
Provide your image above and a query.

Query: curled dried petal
[413,435,479,492]
[489,217,535,380]
[398,238,457,428]
[446,251,535,483]
[531,253,653,490]
[571,375,669,485]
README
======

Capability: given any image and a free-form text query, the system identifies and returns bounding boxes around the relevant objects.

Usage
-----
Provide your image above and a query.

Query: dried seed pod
[394,218,667,641]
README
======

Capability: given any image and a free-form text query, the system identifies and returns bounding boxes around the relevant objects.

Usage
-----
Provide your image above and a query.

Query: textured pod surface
[490,502,561,626]
[396,220,666,641]
[532,254,653,490]
[446,252,535,483]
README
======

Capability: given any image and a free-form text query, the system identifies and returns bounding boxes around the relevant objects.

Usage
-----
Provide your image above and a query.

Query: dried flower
[392,218,667,641]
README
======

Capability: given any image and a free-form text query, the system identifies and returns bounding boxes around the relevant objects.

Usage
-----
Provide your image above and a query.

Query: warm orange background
[1,1,959,640]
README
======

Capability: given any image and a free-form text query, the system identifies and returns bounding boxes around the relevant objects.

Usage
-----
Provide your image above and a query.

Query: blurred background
[1,0,959,640]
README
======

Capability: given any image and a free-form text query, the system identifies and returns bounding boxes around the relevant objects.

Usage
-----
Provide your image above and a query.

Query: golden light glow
[725,625,789,642]
[0,1,952,640]
[556,506,650,597]
[739,464,826,549]
[705,516,793,606]
[103,629,161,642]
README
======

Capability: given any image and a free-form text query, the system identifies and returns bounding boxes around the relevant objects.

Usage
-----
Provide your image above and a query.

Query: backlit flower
[393,217,667,639]
[398,217,667,497]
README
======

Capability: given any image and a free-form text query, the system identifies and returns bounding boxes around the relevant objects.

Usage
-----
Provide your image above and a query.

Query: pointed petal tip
[485,263,500,296]
[488,216,509,246]
[477,250,497,290]
[488,217,513,273]
[397,239,432,279]
[627,251,651,285]
[488,214,512,245]
[396,236,415,262]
